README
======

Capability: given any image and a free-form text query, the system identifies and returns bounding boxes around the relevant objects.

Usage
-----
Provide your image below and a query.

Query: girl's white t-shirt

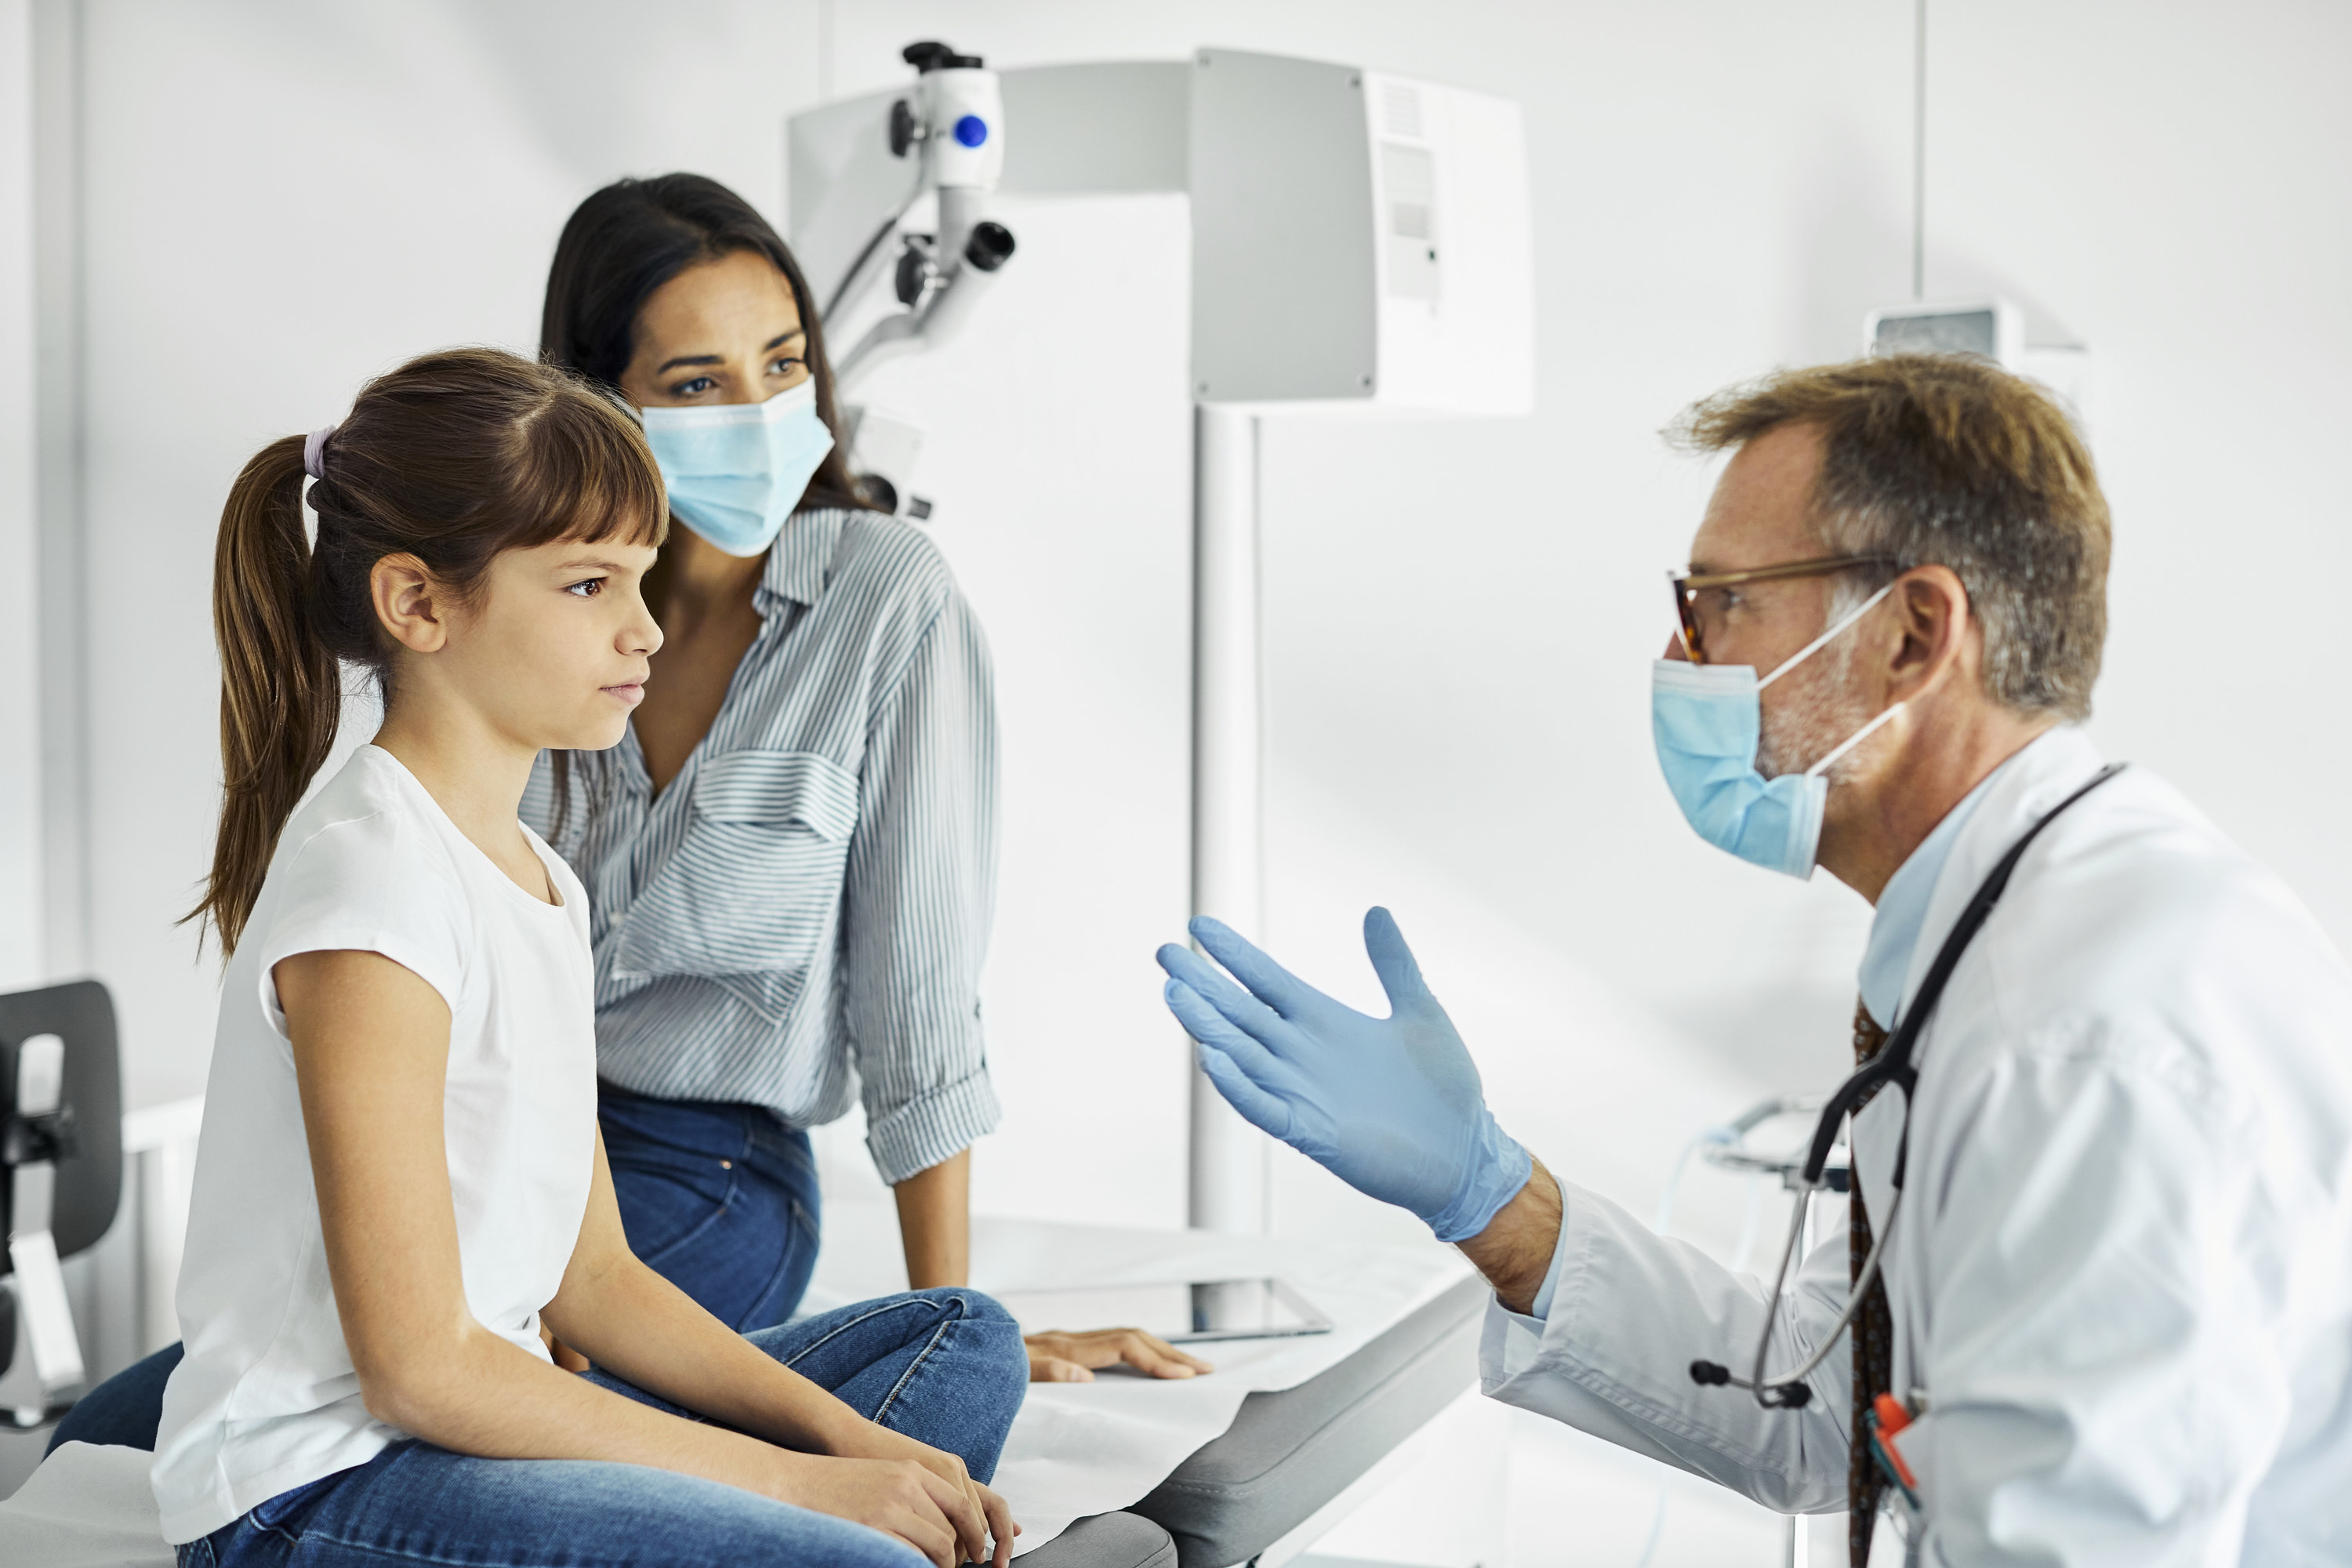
[151,746,598,1544]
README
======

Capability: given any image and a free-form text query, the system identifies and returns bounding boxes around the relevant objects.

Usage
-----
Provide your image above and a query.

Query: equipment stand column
[1187,401,1270,1235]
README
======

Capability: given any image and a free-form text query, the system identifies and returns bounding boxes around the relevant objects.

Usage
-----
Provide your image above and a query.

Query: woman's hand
[775,1451,1001,1568]
[826,1421,1019,1568]
[1024,1328,1214,1383]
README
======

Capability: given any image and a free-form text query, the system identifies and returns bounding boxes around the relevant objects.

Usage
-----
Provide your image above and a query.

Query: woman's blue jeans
[54,1087,843,1456]
[596,1083,825,1332]
[173,1289,1027,1568]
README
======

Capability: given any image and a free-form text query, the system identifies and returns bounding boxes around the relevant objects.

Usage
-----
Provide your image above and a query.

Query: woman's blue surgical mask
[640,379,835,557]
[1652,583,1902,879]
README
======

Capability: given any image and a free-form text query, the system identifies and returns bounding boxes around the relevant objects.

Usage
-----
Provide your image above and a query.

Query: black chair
[0,980,122,1426]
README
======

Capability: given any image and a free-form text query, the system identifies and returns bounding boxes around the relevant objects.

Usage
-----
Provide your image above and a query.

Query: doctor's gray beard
[1755,640,1876,784]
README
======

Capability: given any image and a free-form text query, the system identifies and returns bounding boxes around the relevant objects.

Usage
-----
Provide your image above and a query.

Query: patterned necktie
[1849,1001,1896,1568]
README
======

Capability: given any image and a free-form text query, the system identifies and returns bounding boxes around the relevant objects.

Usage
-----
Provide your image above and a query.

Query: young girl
[152,348,1025,1568]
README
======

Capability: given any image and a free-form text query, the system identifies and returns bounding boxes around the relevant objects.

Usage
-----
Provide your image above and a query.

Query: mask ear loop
[1756,582,1897,691]
[1748,579,1905,779]
[1805,702,1906,779]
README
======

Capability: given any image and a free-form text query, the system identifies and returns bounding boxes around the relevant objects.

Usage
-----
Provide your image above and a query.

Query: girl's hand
[828,1422,1020,1568]
[775,1452,996,1568]
[1024,1328,1214,1383]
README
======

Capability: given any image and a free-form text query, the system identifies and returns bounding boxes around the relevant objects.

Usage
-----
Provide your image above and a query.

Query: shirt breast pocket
[613,750,860,1020]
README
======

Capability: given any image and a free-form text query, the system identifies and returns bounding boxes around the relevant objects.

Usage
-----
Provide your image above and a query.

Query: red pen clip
[1867,1392,1921,1504]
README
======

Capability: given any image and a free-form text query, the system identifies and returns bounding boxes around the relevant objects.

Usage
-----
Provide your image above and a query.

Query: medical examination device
[791,43,1534,1239]
[1864,296,2088,415]
[815,40,1018,520]
[1690,764,2124,1409]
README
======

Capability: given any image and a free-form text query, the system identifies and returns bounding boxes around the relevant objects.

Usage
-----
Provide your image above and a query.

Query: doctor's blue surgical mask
[639,380,836,557]
[1651,583,1903,879]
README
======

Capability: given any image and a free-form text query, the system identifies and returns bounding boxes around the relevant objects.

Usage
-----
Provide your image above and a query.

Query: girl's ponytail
[187,436,341,954]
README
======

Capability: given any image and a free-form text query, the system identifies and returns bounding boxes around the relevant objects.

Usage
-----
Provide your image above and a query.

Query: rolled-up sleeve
[841,586,1004,1184]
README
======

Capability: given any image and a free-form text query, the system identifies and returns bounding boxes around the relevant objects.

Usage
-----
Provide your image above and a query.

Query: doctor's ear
[370,553,454,655]
[1885,565,1974,697]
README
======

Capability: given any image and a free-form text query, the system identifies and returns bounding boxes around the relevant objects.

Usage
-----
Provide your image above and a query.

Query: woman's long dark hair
[537,175,880,840]
[188,349,666,954]
[540,172,874,514]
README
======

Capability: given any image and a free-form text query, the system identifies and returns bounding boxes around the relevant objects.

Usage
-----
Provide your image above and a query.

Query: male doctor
[1159,355,2352,1566]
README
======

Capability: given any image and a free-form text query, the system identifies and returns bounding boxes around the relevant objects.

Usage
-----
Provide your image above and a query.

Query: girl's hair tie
[303,425,336,481]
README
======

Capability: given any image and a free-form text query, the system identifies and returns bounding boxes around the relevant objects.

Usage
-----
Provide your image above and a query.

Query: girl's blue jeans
[55,1088,1026,1566]
[172,1289,1027,1568]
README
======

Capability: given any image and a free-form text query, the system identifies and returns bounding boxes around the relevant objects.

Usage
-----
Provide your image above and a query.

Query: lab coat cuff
[1482,1177,1660,1390]
[1481,1199,1577,1385]
[1529,1209,1573,1320]
[866,1068,1003,1185]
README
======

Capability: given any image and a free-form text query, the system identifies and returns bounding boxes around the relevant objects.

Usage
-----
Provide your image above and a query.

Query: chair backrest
[1,980,122,1261]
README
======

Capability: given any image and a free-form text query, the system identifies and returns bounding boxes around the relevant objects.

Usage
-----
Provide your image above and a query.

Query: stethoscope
[1690,762,2126,1409]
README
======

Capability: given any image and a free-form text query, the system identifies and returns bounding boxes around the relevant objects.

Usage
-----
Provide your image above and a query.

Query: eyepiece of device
[964,221,1015,273]
[902,41,983,72]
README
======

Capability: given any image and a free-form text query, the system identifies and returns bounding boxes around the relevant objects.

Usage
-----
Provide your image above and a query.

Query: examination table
[1022,1272,1486,1568]
[0,1225,1487,1568]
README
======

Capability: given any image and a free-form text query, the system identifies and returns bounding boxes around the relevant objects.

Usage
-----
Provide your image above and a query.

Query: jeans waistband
[597,1080,808,1165]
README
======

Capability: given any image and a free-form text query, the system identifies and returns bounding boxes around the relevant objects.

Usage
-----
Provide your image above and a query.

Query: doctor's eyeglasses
[1668,555,1893,664]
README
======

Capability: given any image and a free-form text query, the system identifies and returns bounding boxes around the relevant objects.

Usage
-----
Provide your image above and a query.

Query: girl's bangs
[522,401,670,551]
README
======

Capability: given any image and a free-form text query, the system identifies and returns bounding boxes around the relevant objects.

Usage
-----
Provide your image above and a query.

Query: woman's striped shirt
[521,506,1000,1184]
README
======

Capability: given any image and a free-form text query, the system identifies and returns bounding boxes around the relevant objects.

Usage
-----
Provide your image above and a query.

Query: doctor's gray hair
[1668,355,2110,722]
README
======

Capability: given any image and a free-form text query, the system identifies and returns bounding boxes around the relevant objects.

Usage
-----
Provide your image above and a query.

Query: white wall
[0,0,42,989]
[1928,1,2352,946]
[59,0,820,1105]
[37,0,2352,1241]
[811,0,2352,1255]
[822,190,1202,1232]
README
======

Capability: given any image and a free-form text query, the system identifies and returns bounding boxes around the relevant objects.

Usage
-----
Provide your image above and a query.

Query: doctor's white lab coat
[1483,728,2352,1565]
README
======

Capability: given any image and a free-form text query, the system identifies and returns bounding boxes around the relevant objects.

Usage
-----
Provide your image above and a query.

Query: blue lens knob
[953,114,989,148]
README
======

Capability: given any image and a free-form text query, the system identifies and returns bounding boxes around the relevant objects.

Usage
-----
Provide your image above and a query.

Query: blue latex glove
[1157,909,1531,1243]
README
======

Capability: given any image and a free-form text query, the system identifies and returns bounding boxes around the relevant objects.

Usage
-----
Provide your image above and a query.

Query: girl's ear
[370,554,450,655]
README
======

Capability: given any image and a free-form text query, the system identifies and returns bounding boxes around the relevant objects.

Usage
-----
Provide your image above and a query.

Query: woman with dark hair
[528,173,1204,1384]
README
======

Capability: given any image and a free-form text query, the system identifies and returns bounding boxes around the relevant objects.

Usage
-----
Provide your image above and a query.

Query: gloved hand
[1156,909,1531,1243]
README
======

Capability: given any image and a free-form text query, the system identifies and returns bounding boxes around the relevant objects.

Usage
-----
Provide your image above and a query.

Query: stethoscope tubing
[1697,761,2126,1410]
[1726,1180,1903,1400]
